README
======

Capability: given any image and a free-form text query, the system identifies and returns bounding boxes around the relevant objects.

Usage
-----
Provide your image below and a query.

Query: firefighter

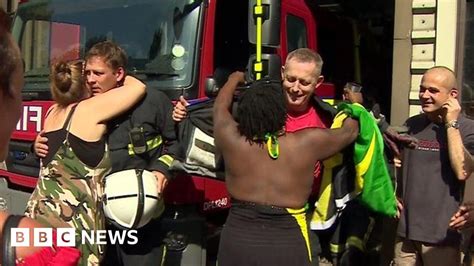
[34,41,180,266]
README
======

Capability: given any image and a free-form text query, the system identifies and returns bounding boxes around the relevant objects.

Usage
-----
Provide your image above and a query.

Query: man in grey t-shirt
[394,66,474,266]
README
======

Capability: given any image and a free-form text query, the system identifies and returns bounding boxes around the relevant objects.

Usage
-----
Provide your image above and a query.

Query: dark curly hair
[237,78,287,143]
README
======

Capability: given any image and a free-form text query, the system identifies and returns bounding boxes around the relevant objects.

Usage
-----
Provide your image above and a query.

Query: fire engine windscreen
[12,0,202,92]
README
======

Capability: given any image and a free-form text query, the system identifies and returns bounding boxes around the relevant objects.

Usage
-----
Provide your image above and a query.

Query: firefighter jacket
[170,98,230,179]
[308,103,398,262]
[311,103,396,231]
[309,94,338,127]
[106,89,179,180]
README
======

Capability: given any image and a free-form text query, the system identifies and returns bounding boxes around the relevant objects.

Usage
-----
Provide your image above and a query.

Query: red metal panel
[280,0,318,60]
[197,0,216,99]
[11,101,54,141]
[0,170,37,188]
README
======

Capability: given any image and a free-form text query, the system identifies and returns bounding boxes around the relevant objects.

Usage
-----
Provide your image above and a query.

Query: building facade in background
[391,0,474,125]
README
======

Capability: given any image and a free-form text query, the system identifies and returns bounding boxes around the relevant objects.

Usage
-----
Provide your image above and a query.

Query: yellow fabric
[128,135,162,155]
[346,236,365,252]
[323,99,335,105]
[353,131,376,194]
[161,244,167,266]
[311,112,348,228]
[311,154,342,225]
[287,207,312,262]
[340,102,396,217]
[255,0,262,80]
[265,134,279,159]
[312,102,396,229]
[330,243,344,254]
[158,154,174,167]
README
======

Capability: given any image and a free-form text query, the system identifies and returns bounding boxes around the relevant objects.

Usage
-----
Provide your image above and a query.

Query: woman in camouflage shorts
[25,60,146,265]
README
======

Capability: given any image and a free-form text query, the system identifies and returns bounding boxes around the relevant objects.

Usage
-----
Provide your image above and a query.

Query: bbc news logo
[11,228,138,247]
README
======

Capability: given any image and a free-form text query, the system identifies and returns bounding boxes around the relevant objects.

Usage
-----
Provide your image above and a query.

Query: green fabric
[337,103,397,217]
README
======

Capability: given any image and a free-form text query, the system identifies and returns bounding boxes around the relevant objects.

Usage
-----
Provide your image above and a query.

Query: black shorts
[102,218,165,266]
[218,200,314,266]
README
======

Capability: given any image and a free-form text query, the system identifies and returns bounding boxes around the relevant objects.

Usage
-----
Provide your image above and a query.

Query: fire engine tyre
[103,169,162,229]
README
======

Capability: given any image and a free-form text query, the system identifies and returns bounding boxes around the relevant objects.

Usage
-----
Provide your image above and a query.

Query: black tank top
[43,105,106,167]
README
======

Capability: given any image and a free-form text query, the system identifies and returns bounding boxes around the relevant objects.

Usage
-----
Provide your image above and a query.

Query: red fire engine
[1,0,374,264]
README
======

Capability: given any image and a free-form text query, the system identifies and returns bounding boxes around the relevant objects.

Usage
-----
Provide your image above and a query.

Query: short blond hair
[285,48,323,76]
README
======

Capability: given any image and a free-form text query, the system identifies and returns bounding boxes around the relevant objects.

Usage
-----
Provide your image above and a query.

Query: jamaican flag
[340,103,397,216]
[311,103,396,230]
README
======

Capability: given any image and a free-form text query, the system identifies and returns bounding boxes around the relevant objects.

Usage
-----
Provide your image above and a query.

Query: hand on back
[34,130,48,158]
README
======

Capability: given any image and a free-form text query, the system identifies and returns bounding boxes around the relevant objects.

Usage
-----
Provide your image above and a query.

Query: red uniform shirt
[286,106,327,195]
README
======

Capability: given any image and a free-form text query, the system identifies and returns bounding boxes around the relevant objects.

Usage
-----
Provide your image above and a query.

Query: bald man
[393,66,474,266]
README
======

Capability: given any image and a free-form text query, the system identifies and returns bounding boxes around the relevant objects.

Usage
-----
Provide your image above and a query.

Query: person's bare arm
[305,117,358,161]
[213,71,245,147]
[443,97,474,180]
[82,76,146,123]
[446,127,473,180]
